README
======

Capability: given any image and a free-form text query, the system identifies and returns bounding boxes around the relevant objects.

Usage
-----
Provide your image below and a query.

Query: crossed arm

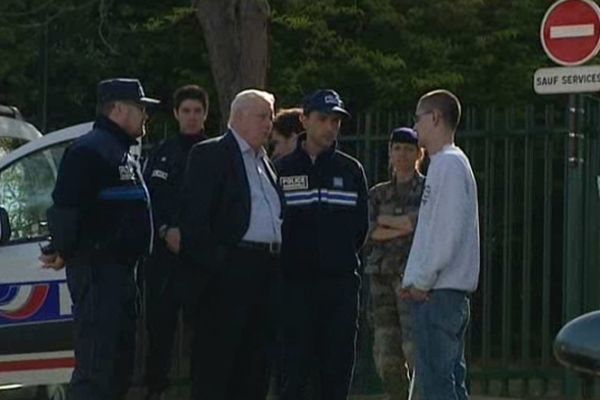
[370,212,416,241]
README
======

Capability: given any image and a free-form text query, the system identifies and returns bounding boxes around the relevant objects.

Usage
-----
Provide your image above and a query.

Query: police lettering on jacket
[276,135,369,278]
[143,133,207,234]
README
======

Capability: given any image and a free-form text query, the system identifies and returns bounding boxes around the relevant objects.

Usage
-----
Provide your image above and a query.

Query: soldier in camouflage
[365,127,424,400]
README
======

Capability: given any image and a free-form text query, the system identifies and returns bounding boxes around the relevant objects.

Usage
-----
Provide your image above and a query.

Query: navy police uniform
[277,136,368,278]
[142,131,207,395]
[276,90,369,400]
[47,79,158,400]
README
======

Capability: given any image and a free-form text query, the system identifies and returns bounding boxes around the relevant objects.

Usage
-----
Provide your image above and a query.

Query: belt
[237,240,281,255]
[431,288,470,297]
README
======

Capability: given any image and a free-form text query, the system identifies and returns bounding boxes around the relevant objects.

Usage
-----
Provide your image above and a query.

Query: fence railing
[342,98,600,398]
[136,99,600,399]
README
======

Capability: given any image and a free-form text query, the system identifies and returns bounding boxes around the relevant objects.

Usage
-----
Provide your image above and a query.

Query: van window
[0,142,71,242]
[0,137,28,160]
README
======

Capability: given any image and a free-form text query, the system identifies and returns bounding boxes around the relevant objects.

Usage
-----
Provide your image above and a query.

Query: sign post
[537,1,600,398]
[534,65,600,94]
[540,0,600,66]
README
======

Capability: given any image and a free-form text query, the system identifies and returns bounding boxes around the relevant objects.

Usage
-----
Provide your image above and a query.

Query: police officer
[39,78,158,400]
[142,84,209,399]
[276,89,369,400]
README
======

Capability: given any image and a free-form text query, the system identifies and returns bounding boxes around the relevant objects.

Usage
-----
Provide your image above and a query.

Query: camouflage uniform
[365,174,424,400]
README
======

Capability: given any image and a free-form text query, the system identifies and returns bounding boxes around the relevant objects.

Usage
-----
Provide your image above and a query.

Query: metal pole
[563,93,585,399]
[41,20,48,133]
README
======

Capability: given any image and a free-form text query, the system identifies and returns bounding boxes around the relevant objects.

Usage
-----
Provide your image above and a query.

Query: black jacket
[144,132,207,238]
[275,135,369,279]
[48,116,152,263]
[180,130,281,271]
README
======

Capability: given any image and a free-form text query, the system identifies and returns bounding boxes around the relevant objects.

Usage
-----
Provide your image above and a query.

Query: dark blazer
[180,130,281,271]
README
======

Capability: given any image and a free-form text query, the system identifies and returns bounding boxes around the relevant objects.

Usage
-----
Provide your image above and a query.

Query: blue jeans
[412,289,470,400]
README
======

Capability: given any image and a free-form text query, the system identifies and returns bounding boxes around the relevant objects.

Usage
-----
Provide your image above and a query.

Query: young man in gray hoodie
[402,89,480,400]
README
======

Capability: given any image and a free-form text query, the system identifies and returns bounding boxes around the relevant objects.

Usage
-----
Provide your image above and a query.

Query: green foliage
[0,0,581,136]
[270,2,409,111]
[270,0,553,114]
[0,0,216,139]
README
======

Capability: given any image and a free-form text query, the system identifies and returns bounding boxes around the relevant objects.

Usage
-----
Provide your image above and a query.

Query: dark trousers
[65,258,137,400]
[190,246,280,400]
[143,250,193,393]
[281,274,360,400]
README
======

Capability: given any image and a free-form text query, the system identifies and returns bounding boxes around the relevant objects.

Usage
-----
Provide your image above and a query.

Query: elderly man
[40,78,158,400]
[180,89,282,400]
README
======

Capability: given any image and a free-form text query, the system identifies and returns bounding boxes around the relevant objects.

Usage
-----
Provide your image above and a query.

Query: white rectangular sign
[534,65,600,94]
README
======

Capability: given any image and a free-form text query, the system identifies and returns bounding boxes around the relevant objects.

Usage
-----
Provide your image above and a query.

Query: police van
[0,120,91,399]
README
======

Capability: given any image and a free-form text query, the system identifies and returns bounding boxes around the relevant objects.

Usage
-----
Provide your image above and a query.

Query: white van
[0,123,92,398]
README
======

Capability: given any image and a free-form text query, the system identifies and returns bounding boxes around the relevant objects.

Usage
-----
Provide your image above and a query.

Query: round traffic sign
[541,0,600,66]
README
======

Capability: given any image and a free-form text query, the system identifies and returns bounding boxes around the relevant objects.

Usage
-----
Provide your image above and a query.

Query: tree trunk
[192,0,270,126]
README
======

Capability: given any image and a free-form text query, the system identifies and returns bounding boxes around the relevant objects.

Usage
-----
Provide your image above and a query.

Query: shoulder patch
[333,176,344,188]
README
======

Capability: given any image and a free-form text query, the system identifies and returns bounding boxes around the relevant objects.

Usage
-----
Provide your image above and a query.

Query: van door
[0,140,75,387]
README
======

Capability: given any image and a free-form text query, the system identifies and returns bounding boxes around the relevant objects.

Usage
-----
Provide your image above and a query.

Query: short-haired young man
[142,84,209,399]
[402,89,480,400]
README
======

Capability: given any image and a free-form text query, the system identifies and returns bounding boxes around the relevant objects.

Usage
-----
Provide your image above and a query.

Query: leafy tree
[0,0,217,137]
[193,0,270,125]
[0,0,575,133]
[269,0,551,113]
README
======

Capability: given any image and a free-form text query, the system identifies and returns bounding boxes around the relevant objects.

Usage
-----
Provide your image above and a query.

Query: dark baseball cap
[97,78,160,106]
[389,127,418,144]
[302,89,350,118]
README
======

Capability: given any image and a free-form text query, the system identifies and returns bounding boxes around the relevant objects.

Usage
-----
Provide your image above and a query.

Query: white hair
[228,89,275,124]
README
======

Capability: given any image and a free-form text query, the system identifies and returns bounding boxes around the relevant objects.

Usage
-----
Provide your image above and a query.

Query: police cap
[302,89,350,118]
[97,78,160,106]
[389,127,418,145]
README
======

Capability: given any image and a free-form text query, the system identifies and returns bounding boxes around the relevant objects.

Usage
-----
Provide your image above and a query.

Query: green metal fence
[136,98,600,399]
[341,97,600,398]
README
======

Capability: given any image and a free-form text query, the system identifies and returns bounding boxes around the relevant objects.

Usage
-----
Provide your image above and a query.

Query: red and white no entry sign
[541,0,600,66]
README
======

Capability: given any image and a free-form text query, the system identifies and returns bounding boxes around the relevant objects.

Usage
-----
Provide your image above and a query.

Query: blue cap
[389,127,418,144]
[302,89,350,117]
[97,78,160,106]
